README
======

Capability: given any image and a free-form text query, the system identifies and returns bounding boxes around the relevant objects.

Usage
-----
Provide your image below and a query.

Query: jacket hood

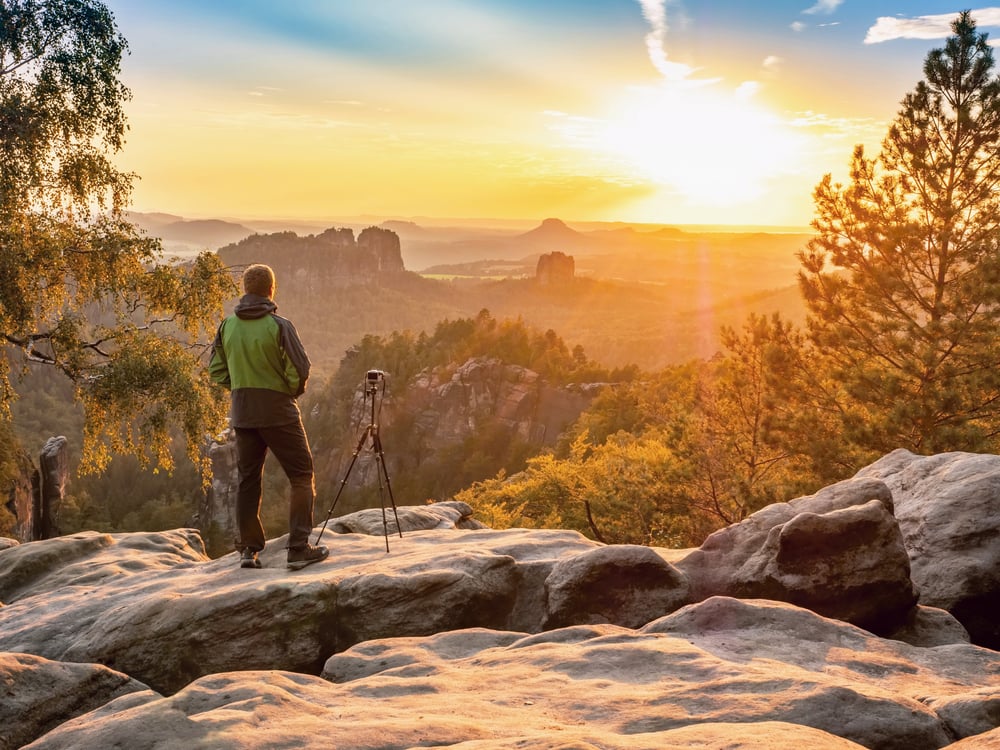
[234,293,277,320]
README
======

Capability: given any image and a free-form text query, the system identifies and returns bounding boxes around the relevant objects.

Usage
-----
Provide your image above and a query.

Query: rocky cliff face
[4,436,69,542]
[312,357,599,511]
[3,451,1000,748]
[213,225,425,376]
[406,356,593,446]
[5,445,36,541]
[536,250,575,285]
[217,225,405,285]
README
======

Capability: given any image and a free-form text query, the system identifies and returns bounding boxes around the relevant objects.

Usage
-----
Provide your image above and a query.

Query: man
[209,264,329,570]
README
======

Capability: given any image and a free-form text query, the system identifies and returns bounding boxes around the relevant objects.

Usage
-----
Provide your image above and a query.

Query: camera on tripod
[315,366,402,552]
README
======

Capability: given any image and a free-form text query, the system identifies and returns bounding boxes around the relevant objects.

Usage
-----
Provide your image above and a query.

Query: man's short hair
[243,264,275,297]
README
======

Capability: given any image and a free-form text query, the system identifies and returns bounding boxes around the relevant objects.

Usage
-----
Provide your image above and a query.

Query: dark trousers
[235,421,315,551]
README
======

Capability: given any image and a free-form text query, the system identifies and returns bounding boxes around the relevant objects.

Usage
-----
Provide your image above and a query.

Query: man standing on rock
[209,264,329,571]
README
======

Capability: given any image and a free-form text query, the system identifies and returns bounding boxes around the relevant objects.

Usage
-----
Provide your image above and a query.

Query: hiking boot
[240,549,262,569]
[287,544,329,570]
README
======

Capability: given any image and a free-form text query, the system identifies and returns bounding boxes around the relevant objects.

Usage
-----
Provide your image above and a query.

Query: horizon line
[127,209,815,235]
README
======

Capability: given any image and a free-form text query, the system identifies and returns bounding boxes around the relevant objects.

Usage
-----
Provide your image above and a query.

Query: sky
[101,1,1000,228]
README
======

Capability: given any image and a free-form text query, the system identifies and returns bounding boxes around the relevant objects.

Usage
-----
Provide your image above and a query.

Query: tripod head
[364,369,386,421]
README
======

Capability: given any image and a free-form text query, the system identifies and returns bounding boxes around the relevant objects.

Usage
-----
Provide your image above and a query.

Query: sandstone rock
[198,429,239,547]
[37,435,68,539]
[23,595,1000,749]
[0,651,151,750]
[407,356,594,447]
[219,225,405,282]
[357,225,405,272]
[543,543,690,628]
[536,250,575,285]
[0,526,600,693]
[886,604,971,647]
[0,528,207,603]
[327,499,486,535]
[856,449,1000,648]
[675,477,917,633]
[643,596,1000,747]
[3,500,1000,748]
[949,727,1000,748]
[926,687,1000,741]
[5,444,36,542]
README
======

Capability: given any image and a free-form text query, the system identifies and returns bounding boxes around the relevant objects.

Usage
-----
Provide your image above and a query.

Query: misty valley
[9,214,812,553]
[203,214,810,375]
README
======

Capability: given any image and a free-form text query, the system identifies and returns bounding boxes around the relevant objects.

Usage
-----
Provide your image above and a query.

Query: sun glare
[594,84,803,206]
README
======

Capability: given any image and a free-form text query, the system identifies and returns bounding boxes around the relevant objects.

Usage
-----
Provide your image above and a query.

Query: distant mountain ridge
[127,212,254,253]
[514,217,597,250]
[124,212,811,373]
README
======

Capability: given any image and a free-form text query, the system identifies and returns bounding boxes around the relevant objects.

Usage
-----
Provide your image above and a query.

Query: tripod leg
[373,455,391,553]
[372,430,403,541]
[314,426,371,545]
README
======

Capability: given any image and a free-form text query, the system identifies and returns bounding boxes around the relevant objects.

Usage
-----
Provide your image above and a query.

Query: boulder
[886,604,971,647]
[856,449,1000,648]
[0,651,151,750]
[925,687,1000,742]
[327,499,486,535]
[675,477,917,633]
[543,543,690,628]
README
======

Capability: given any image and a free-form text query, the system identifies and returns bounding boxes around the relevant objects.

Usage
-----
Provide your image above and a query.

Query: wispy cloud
[802,0,844,16]
[791,21,806,32]
[635,0,697,81]
[865,7,1000,44]
[803,0,844,15]
[763,55,783,70]
[248,85,282,97]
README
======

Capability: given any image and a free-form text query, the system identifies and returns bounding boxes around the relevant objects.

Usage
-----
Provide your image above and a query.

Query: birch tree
[0,0,232,474]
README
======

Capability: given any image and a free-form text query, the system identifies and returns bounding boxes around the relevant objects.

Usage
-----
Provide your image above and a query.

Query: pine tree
[799,11,1000,454]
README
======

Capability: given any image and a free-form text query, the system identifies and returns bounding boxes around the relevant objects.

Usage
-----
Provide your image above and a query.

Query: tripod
[315,375,403,552]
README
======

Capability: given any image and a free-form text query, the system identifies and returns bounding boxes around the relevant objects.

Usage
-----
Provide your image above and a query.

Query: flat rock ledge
[3,450,1000,749]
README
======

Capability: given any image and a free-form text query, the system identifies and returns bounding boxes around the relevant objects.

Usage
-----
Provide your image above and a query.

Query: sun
[593,83,804,207]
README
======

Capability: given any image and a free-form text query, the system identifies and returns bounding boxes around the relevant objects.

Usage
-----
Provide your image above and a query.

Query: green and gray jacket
[209,294,312,428]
